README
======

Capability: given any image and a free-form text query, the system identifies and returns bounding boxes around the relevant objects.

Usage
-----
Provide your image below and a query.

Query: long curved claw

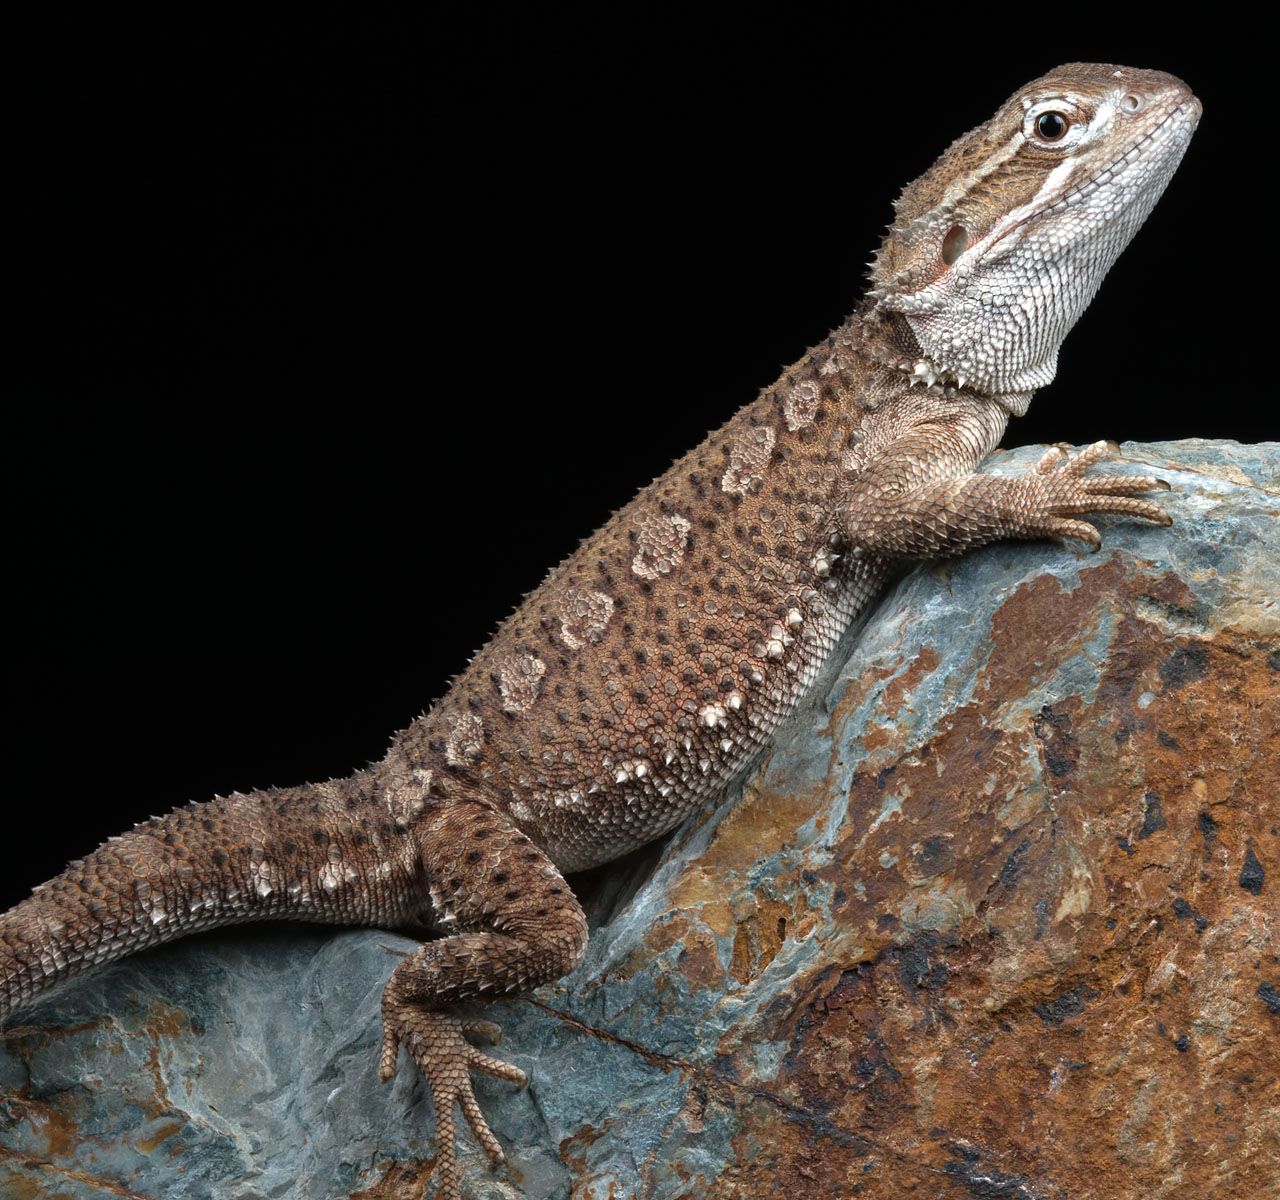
[1042,516,1105,549]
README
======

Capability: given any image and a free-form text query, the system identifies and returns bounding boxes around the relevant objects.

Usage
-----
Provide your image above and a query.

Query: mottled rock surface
[2,440,1277,1200]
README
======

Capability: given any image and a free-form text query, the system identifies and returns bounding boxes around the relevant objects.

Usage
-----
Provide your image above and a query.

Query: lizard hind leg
[378,798,588,1199]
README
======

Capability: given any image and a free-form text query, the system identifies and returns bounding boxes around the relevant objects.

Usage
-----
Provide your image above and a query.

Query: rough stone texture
[2,440,1276,1200]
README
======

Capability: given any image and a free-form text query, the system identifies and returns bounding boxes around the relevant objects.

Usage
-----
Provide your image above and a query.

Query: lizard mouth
[989,96,1201,249]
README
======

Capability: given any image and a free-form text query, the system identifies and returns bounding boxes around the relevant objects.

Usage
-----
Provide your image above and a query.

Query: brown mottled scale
[397,318,988,871]
[0,775,416,1007]
[2,63,1198,1200]
[0,312,990,1010]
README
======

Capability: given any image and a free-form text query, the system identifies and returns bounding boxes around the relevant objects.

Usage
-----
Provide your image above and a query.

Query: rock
[2,440,1277,1199]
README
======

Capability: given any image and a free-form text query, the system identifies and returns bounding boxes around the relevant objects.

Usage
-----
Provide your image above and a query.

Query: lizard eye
[1035,112,1069,141]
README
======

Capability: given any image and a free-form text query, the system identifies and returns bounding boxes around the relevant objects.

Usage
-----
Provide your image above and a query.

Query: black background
[6,12,1268,908]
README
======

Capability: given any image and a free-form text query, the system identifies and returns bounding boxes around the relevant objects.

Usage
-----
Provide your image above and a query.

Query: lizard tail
[0,775,403,1023]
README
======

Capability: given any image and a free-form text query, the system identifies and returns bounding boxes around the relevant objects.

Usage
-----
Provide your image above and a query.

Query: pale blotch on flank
[445,712,485,767]
[631,511,692,580]
[559,588,614,650]
[721,425,776,496]
[497,653,546,715]
[698,701,728,729]
[251,858,278,900]
[783,380,820,431]
[386,766,432,827]
[318,857,358,893]
[319,842,357,892]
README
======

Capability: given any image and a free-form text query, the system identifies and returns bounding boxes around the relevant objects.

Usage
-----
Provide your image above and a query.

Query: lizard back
[395,319,1008,870]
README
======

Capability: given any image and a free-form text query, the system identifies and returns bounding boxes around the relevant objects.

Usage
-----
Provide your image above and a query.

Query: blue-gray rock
[2,440,1277,1199]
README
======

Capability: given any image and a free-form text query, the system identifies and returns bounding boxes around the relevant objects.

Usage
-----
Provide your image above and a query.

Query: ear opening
[941,225,970,266]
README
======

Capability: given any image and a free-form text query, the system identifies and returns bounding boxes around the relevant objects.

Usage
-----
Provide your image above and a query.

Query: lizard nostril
[1121,93,1144,113]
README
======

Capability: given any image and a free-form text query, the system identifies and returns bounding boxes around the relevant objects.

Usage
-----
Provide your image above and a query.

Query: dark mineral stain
[1137,791,1167,840]
[1156,729,1180,749]
[1172,897,1209,931]
[897,932,949,994]
[1033,705,1077,777]
[1034,983,1099,1027]
[915,836,954,878]
[996,838,1031,889]
[1158,643,1209,689]
[1197,811,1218,860]
[1267,646,1280,672]
[943,1158,1049,1200]
[848,1032,901,1084]
[1174,1034,1190,1052]
[1258,982,1280,1015]
[1238,845,1266,895]
[1116,834,1135,856]
[1033,897,1049,941]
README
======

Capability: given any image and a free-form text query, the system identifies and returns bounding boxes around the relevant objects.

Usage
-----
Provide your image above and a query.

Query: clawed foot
[380,1003,527,1200]
[1029,439,1171,548]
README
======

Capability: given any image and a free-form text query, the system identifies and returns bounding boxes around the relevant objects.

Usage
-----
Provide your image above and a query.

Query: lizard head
[868,63,1200,408]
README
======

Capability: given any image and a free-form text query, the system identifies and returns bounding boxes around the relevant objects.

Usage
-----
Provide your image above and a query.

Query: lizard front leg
[381,799,588,1200]
[841,426,1172,558]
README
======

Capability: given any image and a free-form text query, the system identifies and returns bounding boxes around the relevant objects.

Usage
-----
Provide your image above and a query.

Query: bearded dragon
[1,63,1200,1199]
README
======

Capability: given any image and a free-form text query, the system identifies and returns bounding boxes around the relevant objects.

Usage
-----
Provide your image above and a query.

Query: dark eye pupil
[1036,112,1067,140]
